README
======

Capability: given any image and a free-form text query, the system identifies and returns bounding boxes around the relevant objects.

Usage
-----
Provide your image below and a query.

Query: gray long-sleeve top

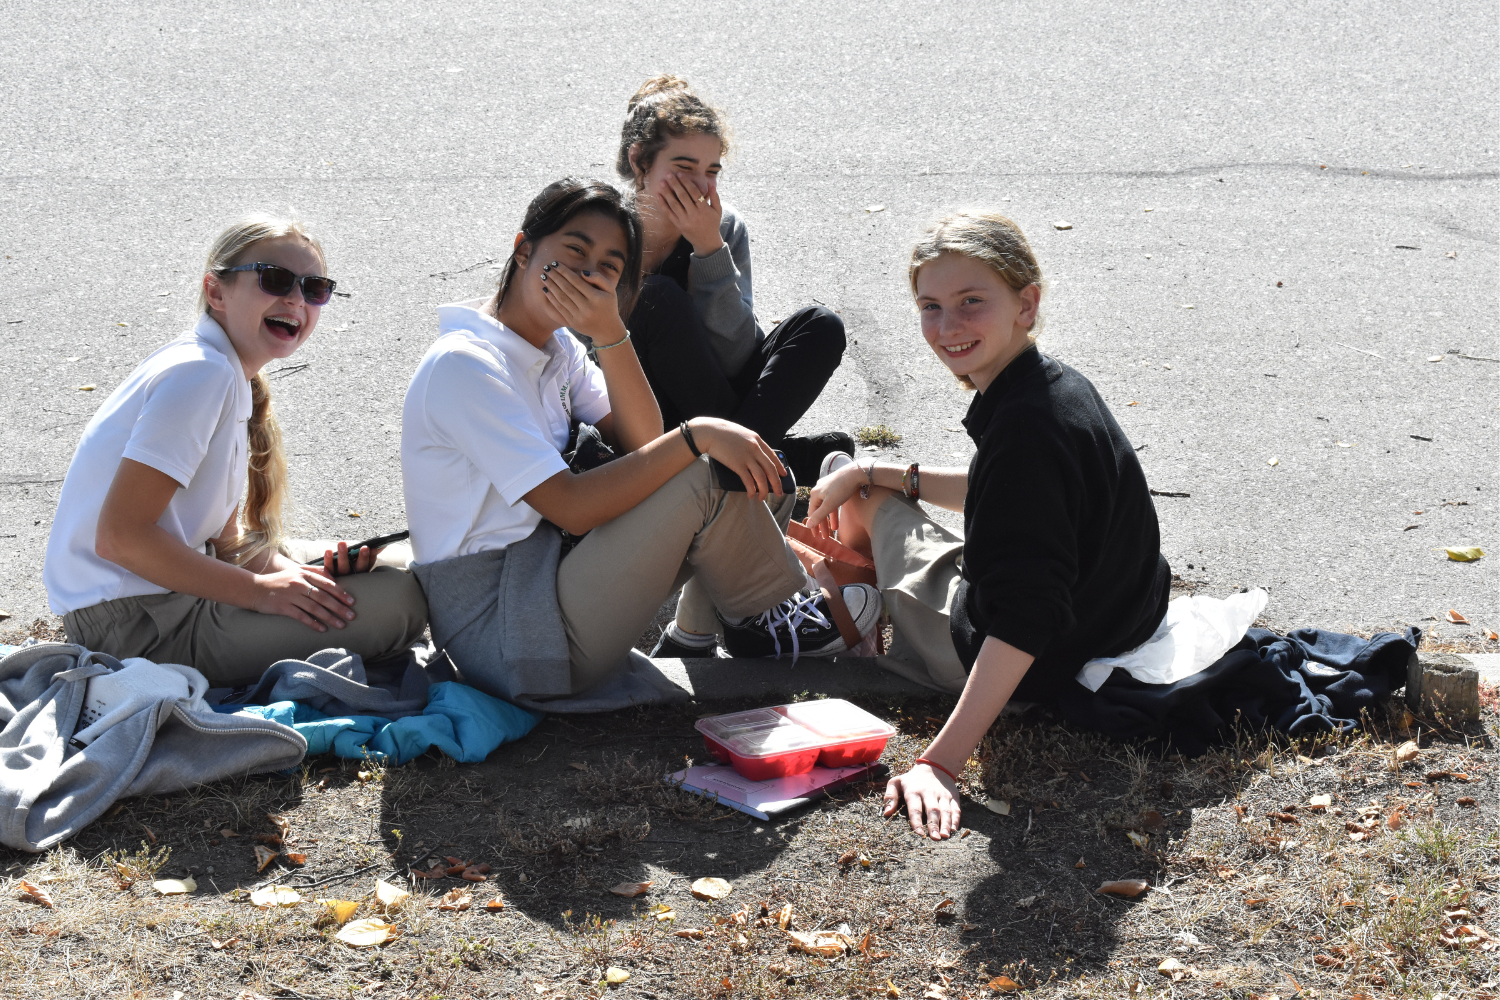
[671,203,765,377]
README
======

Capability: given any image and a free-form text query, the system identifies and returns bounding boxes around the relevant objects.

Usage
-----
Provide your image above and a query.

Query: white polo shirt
[44,314,252,615]
[401,299,612,564]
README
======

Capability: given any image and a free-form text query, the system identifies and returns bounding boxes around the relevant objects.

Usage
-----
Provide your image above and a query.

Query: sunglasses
[218,262,337,305]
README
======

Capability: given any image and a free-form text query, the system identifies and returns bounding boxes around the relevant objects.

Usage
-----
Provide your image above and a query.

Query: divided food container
[695,698,896,780]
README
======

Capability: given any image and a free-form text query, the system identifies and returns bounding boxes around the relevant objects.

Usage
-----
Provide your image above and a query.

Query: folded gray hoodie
[0,642,306,852]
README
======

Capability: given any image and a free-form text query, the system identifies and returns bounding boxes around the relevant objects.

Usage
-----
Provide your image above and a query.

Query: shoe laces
[757,591,832,663]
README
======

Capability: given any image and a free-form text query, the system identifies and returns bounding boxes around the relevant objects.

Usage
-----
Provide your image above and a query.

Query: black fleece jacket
[950,346,1171,704]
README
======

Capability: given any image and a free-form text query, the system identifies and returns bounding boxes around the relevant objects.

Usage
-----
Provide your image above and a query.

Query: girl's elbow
[93,523,124,564]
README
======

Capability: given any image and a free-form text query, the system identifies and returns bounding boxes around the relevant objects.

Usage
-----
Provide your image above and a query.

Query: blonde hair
[616,74,731,183]
[908,211,1046,389]
[200,214,324,565]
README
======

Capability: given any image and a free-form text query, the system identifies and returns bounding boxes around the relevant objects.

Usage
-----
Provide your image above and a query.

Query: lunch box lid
[695,699,895,760]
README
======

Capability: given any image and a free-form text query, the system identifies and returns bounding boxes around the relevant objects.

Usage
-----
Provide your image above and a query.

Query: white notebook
[667,762,884,820]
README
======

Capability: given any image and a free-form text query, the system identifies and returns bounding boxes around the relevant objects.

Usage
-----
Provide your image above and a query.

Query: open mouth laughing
[263,315,303,341]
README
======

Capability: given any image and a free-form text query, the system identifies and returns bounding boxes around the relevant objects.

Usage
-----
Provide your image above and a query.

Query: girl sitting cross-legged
[44,215,429,686]
[400,179,883,702]
[804,211,1172,838]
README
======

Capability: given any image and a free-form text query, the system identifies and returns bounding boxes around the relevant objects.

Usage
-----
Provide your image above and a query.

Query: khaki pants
[556,459,807,691]
[868,494,970,694]
[63,564,429,688]
[674,488,799,635]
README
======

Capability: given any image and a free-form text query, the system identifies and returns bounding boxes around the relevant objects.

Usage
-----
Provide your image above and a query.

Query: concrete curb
[1461,653,1500,685]
[648,657,940,702]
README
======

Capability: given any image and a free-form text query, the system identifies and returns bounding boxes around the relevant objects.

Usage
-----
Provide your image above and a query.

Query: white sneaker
[818,450,855,481]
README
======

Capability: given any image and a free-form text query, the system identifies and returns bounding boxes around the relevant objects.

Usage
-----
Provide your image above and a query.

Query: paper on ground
[668,763,881,820]
[1075,589,1268,692]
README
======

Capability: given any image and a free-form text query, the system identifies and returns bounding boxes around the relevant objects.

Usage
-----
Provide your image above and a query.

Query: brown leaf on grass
[253,845,278,871]
[460,867,489,882]
[252,833,283,845]
[690,877,732,900]
[609,881,652,897]
[673,928,705,940]
[1440,924,1497,950]
[1097,880,1148,897]
[266,812,291,838]
[1157,957,1189,981]
[219,828,239,839]
[17,880,54,908]
[1268,812,1300,824]
[1245,897,1270,908]
[437,889,471,911]
[786,929,854,957]
[934,898,956,913]
[141,824,157,844]
[1395,740,1419,763]
[410,866,446,879]
[485,896,506,911]
[1074,857,1086,869]
[284,852,307,865]
[1313,953,1344,968]
[775,902,794,930]
[1386,807,1407,831]
[1457,796,1477,807]
[445,865,468,876]
[837,850,858,866]
[1446,609,1469,624]
[1487,630,1498,642]
[209,936,239,950]
[1136,810,1165,832]
[986,976,1021,993]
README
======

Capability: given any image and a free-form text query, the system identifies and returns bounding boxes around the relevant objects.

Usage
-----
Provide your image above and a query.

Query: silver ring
[697,196,705,203]
[307,585,318,599]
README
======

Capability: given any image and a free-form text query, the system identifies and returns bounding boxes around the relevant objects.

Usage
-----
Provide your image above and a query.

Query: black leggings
[627,275,846,444]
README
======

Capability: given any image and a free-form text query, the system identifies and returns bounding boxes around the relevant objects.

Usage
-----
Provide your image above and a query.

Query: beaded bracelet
[594,330,632,351]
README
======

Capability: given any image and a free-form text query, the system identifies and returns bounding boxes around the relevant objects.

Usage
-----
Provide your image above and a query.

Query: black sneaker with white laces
[718,584,883,661]
[649,628,719,659]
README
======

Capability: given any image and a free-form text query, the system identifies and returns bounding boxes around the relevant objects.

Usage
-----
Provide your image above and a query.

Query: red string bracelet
[914,757,958,783]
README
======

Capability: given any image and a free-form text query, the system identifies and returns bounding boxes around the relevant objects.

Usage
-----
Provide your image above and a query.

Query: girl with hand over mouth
[44,215,428,685]
[804,212,1171,839]
[401,180,883,703]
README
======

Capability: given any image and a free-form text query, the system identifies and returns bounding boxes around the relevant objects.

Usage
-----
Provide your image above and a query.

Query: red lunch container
[694,698,896,781]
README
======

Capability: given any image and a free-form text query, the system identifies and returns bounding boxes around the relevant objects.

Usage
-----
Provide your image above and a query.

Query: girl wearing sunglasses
[43,215,428,685]
[401,179,883,702]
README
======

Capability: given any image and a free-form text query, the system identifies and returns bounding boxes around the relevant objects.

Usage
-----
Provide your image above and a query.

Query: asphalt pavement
[1,1,1495,636]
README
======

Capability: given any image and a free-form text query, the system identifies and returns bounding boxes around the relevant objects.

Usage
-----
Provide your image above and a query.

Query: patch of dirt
[1,687,1496,998]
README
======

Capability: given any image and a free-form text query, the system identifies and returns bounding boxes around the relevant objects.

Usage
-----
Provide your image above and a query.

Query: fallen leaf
[153,877,196,895]
[1052,221,1072,230]
[437,888,471,911]
[1126,830,1150,849]
[485,896,506,911]
[252,833,283,845]
[1157,957,1189,980]
[786,929,853,957]
[334,918,394,947]
[923,987,949,1000]
[1308,794,1332,810]
[460,866,488,882]
[652,907,676,922]
[865,204,886,213]
[266,812,291,838]
[220,828,239,839]
[604,967,630,985]
[1386,807,1407,831]
[690,877,732,900]
[609,881,652,897]
[1457,796,1477,807]
[776,902,794,930]
[1267,457,1279,466]
[984,798,1011,816]
[860,853,872,866]
[1445,250,1457,259]
[1075,857,1086,869]
[934,898,956,913]
[374,880,410,909]
[318,899,361,925]
[1446,609,1469,624]
[1396,740,1419,763]
[249,886,301,908]
[1445,546,1484,562]
[356,770,374,781]
[1136,810,1165,831]
[284,852,307,865]
[253,845,278,872]
[674,928,705,939]
[347,509,362,518]
[209,936,239,950]
[837,849,858,866]
[986,977,1021,993]
[1313,953,1344,968]
[887,981,902,998]
[1015,893,1041,909]
[1487,630,1498,641]
[568,762,588,770]
[76,385,95,391]
[1245,897,1270,908]
[17,880,54,908]
[1097,880,1149,897]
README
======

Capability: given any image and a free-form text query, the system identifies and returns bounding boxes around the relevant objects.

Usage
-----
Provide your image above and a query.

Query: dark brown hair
[495,178,644,316]
[615,74,730,183]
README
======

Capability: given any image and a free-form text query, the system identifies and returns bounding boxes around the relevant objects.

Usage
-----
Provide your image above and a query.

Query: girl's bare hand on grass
[252,564,356,632]
[691,417,786,504]
[884,763,962,840]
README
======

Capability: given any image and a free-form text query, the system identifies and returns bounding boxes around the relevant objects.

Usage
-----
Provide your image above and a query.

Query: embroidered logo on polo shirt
[559,378,572,418]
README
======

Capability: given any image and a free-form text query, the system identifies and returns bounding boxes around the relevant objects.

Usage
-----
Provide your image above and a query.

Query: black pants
[627,275,846,445]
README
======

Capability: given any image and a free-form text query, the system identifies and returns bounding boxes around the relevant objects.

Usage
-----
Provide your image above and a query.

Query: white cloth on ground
[72,658,209,746]
[1075,588,1269,693]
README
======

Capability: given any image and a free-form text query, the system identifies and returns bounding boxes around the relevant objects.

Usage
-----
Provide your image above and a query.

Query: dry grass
[1,620,1496,998]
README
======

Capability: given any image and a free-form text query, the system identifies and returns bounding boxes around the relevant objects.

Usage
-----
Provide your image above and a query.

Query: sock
[665,622,718,648]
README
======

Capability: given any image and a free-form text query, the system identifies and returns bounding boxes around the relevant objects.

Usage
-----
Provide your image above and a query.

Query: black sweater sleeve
[962,410,1083,659]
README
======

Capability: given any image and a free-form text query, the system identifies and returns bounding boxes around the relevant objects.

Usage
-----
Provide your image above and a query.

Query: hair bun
[627,73,691,112]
